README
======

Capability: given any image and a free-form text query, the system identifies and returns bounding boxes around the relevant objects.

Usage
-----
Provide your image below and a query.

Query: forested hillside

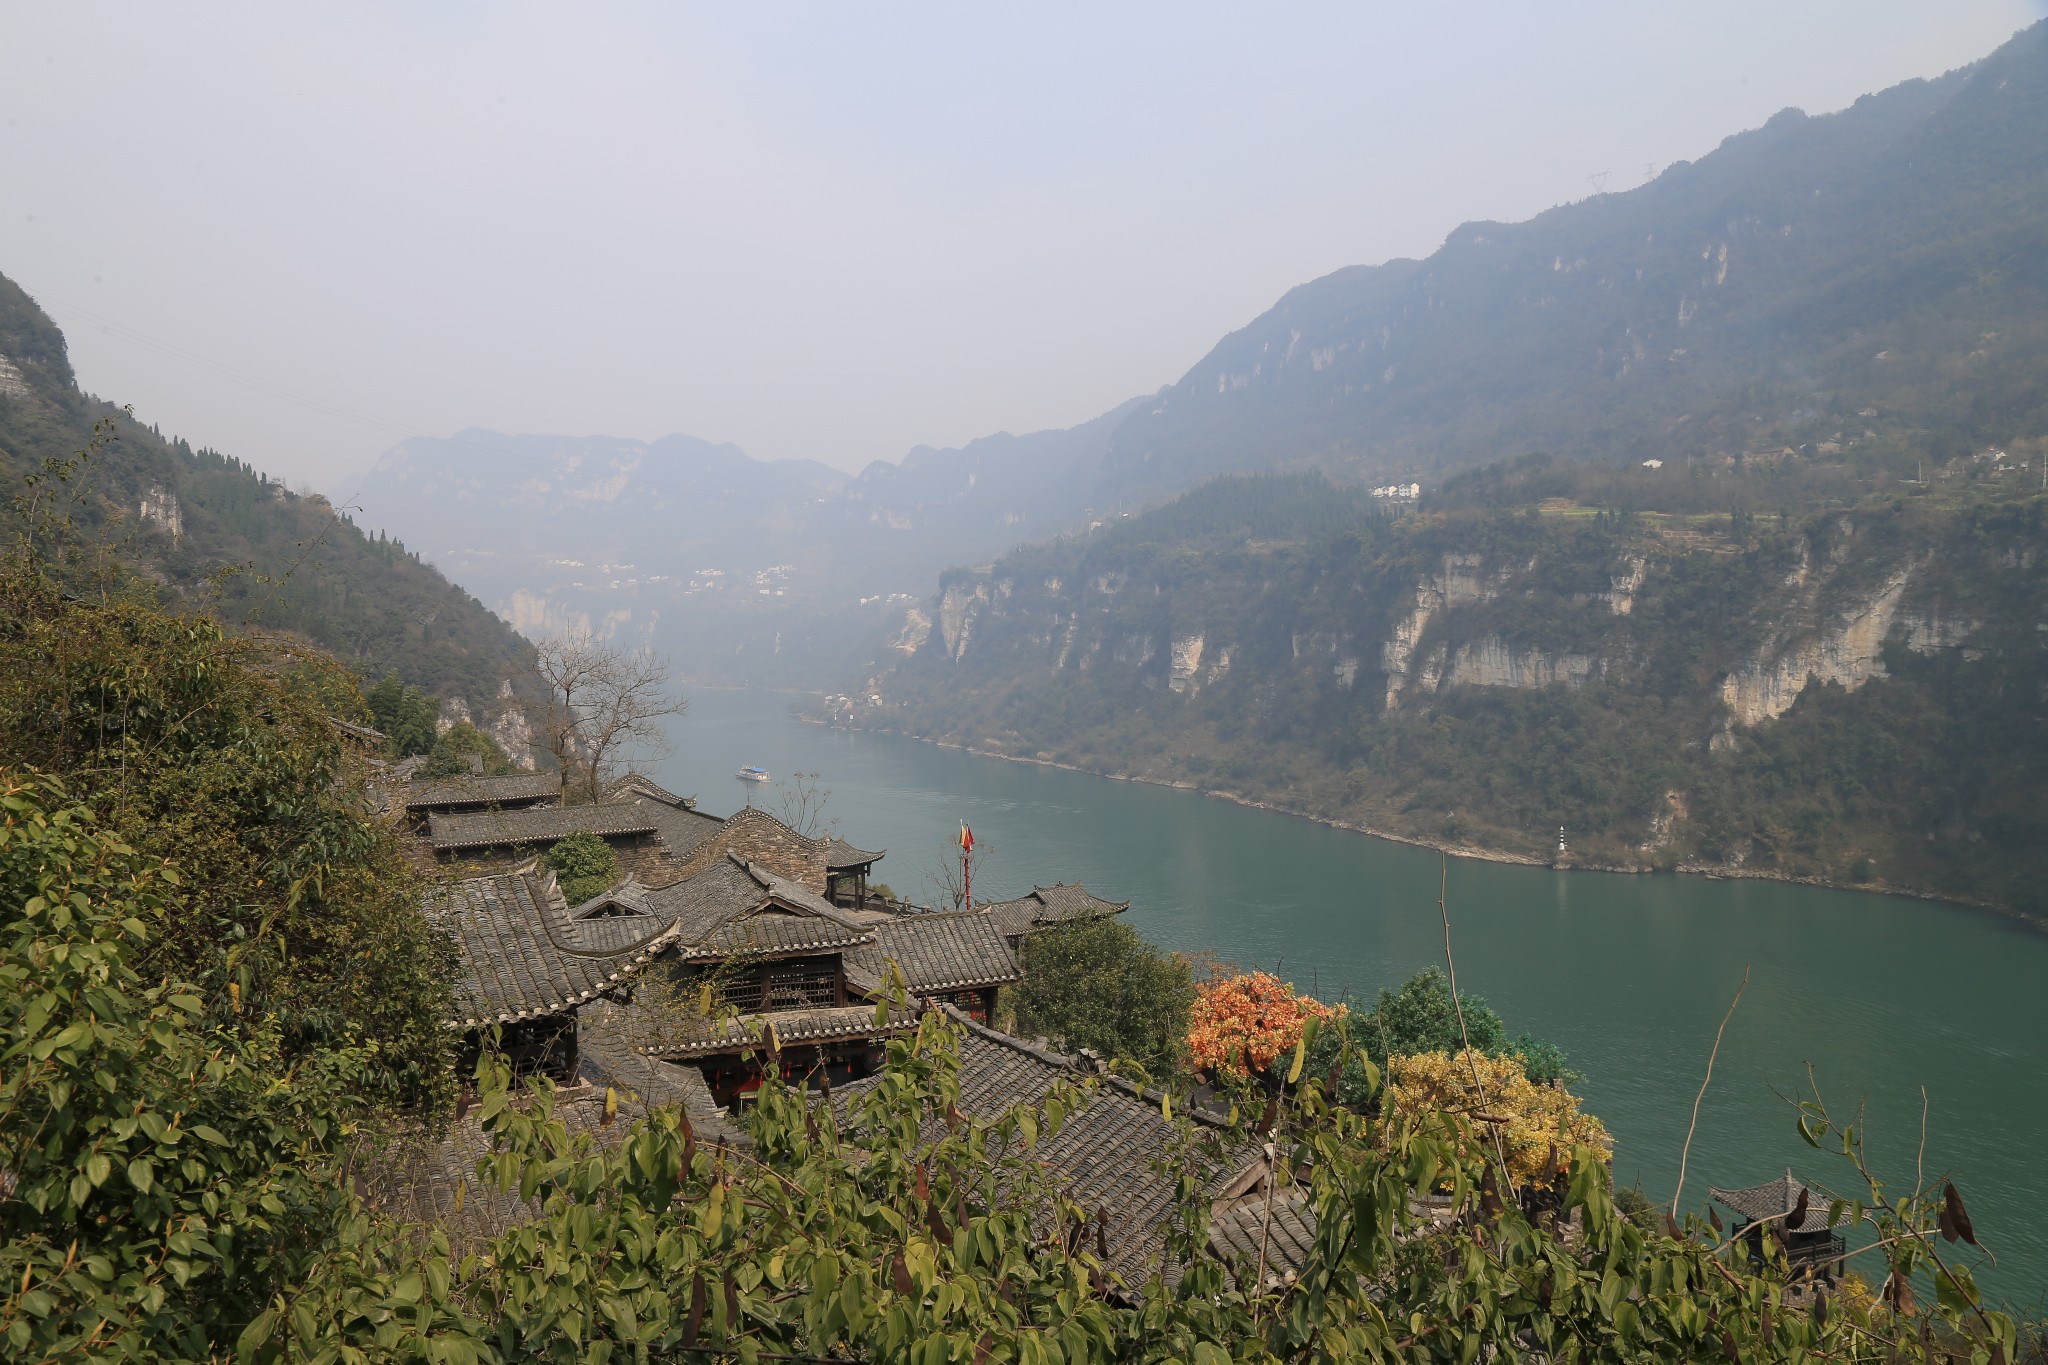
[1099,22,2048,501]
[849,23,2048,918]
[851,462,2048,918]
[0,272,533,715]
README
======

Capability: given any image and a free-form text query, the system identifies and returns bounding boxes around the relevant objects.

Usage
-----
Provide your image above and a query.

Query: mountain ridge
[843,22,2048,918]
[1097,23,2048,499]
[0,273,535,717]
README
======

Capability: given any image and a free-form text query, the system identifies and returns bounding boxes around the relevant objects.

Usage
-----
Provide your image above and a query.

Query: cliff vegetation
[852,462,2048,918]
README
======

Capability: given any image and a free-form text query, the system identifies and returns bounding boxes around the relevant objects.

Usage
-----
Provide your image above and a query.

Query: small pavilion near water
[1710,1171,1847,1283]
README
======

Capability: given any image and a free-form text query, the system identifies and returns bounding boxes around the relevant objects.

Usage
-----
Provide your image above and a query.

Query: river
[653,688,2048,1306]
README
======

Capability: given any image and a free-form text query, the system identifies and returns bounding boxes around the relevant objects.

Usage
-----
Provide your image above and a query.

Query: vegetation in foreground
[4,761,2031,1361]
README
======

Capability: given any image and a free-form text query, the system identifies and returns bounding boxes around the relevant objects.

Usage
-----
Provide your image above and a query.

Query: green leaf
[127,1158,154,1194]
[191,1125,230,1146]
[1286,1034,1307,1086]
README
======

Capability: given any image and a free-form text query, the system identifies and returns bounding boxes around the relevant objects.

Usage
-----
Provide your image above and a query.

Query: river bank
[666,688,2048,1300]
[809,711,2041,932]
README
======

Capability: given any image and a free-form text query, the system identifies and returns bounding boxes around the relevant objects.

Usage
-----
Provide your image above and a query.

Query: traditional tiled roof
[603,777,725,866]
[834,1006,1263,1285]
[329,716,388,747]
[824,837,886,869]
[429,801,657,852]
[661,807,830,892]
[644,856,874,962]
[981,882,1131,939]
[397,771,562,812]
[433,869,680,1027]
[606,774,698,810]
[844,912,1021,998]
[564,877,656,920]
[1209,1189,1318,1287]
[1711,1172,1845,1231]
[690,911,872,959]
[635,1002,915,1060]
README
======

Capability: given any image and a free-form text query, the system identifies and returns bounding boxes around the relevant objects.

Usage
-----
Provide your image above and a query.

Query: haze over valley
[7,7,2048,1351]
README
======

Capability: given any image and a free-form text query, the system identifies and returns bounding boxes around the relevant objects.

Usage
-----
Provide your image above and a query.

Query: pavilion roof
[1710,1171,1845,1230]
[824,837,886,869]
[981,881,1131,938]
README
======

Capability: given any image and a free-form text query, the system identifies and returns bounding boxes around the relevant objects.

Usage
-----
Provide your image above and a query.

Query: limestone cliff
[849,472,2048,915]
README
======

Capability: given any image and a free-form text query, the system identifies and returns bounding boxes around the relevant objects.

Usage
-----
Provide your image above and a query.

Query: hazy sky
[3,4,2041,493]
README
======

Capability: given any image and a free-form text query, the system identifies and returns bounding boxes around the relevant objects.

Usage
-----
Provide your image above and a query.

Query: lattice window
[718,975,765,1013]
[766,960,838,1010]
[682,964,762,1014]
[936,989,988,1023]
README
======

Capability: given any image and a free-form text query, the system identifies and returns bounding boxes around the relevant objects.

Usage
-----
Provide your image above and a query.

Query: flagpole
[959,821,974,910]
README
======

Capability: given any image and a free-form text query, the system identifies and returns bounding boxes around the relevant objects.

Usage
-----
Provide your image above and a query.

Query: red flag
[959,821,974,853]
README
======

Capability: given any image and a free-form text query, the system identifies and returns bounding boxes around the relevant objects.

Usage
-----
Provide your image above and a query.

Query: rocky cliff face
[849,474,2048,914]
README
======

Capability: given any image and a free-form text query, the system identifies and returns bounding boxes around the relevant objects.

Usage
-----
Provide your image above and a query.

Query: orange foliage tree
[1187,970,1342,1079]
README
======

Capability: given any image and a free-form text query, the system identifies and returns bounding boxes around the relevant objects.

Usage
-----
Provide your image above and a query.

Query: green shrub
[420,719,515,777]
[546,829,619,904]
[1013,917,1195,1074]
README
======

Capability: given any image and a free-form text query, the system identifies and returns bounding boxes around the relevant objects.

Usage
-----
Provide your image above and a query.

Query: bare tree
[528,632,688,804]
[774,770,835,839]
[921,833,992,913]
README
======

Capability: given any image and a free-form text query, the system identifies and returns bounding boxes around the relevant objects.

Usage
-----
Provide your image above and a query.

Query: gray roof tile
[433,869,679,1026]
[845,912,1021,996]
[397,771,562,811]
[429,802,658,852]
[1209,1190,1318,1286]
[982,882,1131,938]
[834,1006,1261,1286]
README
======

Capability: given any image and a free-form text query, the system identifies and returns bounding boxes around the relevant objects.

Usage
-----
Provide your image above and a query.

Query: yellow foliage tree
[1388,1048,1611,1187]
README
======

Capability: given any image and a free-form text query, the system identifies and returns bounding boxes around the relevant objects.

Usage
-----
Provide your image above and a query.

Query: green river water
[654,688,2048,1307]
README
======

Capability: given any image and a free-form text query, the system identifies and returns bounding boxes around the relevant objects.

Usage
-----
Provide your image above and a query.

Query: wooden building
[433,866,680,1083]
[981,881,1131,950]
[1710,1171,1848,1282]
[844,911,1020,1024]
[603,854,912,1105]
[381,770,561,828]
[824,837,887,909]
